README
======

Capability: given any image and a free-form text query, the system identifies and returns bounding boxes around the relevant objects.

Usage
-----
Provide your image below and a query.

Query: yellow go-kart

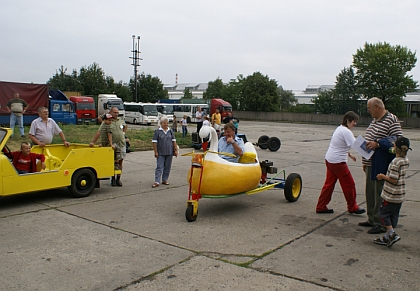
[182,126,302,222]
[0,127,119,199]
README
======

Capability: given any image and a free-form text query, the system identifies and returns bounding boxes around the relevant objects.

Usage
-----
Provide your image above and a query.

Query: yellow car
[0,127,118,198]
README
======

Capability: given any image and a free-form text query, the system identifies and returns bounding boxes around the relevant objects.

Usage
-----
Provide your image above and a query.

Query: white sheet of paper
[351,135,374,160]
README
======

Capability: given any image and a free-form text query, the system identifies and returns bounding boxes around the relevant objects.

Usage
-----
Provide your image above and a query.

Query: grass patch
[6,124,194,152]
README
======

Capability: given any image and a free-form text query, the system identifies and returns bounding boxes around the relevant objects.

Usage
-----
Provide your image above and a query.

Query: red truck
[69,96,96,124]
[210,98,232,120]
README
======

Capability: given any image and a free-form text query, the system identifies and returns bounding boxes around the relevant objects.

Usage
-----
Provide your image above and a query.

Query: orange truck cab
[70,96,97,124]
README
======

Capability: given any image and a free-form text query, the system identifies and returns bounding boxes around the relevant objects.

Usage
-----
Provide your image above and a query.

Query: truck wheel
[267,137,281,152]
[133,119,137,124]
[257,135,269,149]
[68,169,96,198]
[284,173,302,202]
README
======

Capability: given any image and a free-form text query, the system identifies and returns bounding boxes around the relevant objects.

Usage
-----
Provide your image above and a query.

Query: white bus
[124,102,159,125]
[156,104,174,122]
[170,103,209,123]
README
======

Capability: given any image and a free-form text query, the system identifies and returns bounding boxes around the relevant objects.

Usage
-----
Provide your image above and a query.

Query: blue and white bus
[170,103,209,123]
[124,102,159,125]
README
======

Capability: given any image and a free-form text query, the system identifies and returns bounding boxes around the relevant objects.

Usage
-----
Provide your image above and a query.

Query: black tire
[133,119,137,125]
[267,137,281,152]
[257,135,269,149]
[68,169,96,198]
[185,204,197,222]
[284,173,302,202]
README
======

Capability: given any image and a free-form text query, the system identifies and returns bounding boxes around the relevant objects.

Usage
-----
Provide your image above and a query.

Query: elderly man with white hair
[359,97,403,234]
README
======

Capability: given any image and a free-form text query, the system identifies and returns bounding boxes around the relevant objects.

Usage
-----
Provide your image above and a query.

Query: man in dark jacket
[359,97,402,234]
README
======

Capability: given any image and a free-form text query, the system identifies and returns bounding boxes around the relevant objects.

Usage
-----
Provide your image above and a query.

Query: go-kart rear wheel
[185,204,197,222]
[68,168,96,198]
[257,135,269,149]
[284,173,302,202]
[267,137,281,152]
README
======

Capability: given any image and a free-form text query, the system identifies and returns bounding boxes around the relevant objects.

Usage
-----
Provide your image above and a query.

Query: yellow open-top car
[0,127,118,198]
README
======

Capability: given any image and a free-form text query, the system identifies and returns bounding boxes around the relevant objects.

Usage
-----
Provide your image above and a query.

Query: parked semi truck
[70,96,96,124]
[0,81,76,125]
[97,94,125,119]
[210,98,232,120]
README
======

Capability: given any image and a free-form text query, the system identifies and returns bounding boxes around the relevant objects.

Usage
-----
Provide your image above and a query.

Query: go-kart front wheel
[284,173,302,202]
[185,204,198,222]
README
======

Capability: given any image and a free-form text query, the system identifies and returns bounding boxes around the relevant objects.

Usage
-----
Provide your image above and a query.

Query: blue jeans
[182,125,188,138]
[10,113,24,136]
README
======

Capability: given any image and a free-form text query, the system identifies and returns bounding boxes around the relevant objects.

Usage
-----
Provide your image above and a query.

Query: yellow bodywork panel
[188,160,261,195]
[0,127,115,197]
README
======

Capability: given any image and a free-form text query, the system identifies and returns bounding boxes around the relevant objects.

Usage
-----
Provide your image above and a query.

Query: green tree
[221,75,245,111]
[47,65,82,92]
[353,42,417,115]
[288,104,315,113]
[110,79,131,101]
[241,72,280,112]
[130,74,168,103]
[78,62,107,95]
[278,87,297,110]
[333,66,361,115]
[203,77,225,100]
[182,88,193,99]
[312,90,336,114]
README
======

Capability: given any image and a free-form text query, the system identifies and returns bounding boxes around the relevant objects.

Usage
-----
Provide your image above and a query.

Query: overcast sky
[1,0,419,90]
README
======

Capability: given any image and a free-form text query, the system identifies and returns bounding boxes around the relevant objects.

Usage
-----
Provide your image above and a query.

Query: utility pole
[130,35,142,102]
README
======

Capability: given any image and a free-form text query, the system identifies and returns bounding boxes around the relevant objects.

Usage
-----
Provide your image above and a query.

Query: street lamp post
[130,35,142,102]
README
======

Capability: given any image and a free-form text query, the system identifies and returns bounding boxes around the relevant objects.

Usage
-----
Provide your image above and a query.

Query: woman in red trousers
[316,111,365,215]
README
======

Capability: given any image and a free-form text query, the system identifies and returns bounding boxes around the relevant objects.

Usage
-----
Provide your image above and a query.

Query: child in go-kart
[5,141,46,174]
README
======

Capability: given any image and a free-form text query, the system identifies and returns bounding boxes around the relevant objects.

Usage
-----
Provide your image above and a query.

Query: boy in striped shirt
[374,137,411,247]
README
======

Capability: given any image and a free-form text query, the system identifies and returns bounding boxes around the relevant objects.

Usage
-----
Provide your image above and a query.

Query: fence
[234,111,420,128]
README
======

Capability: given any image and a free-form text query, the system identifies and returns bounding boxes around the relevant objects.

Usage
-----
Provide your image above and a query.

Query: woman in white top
[316,111,365,215]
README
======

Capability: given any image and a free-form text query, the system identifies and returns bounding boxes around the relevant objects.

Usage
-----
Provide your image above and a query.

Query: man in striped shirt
[359,97,403,234]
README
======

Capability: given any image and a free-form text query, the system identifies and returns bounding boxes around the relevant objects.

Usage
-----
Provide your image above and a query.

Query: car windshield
[162,105,174,114]
[78,103,95,110]
[0,128,7,146]
[144,105,158,116]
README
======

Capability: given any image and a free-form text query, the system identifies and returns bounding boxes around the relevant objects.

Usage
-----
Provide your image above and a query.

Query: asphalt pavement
[1,121,419,291]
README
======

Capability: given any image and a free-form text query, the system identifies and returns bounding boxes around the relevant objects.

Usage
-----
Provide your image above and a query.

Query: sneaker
[373,236,389,246]
[387,233,401,247]
[358,221,373,227]
[316,208,334,214]
[349,208,366,214]
[367,225,386,234]
[21,135,25,137]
